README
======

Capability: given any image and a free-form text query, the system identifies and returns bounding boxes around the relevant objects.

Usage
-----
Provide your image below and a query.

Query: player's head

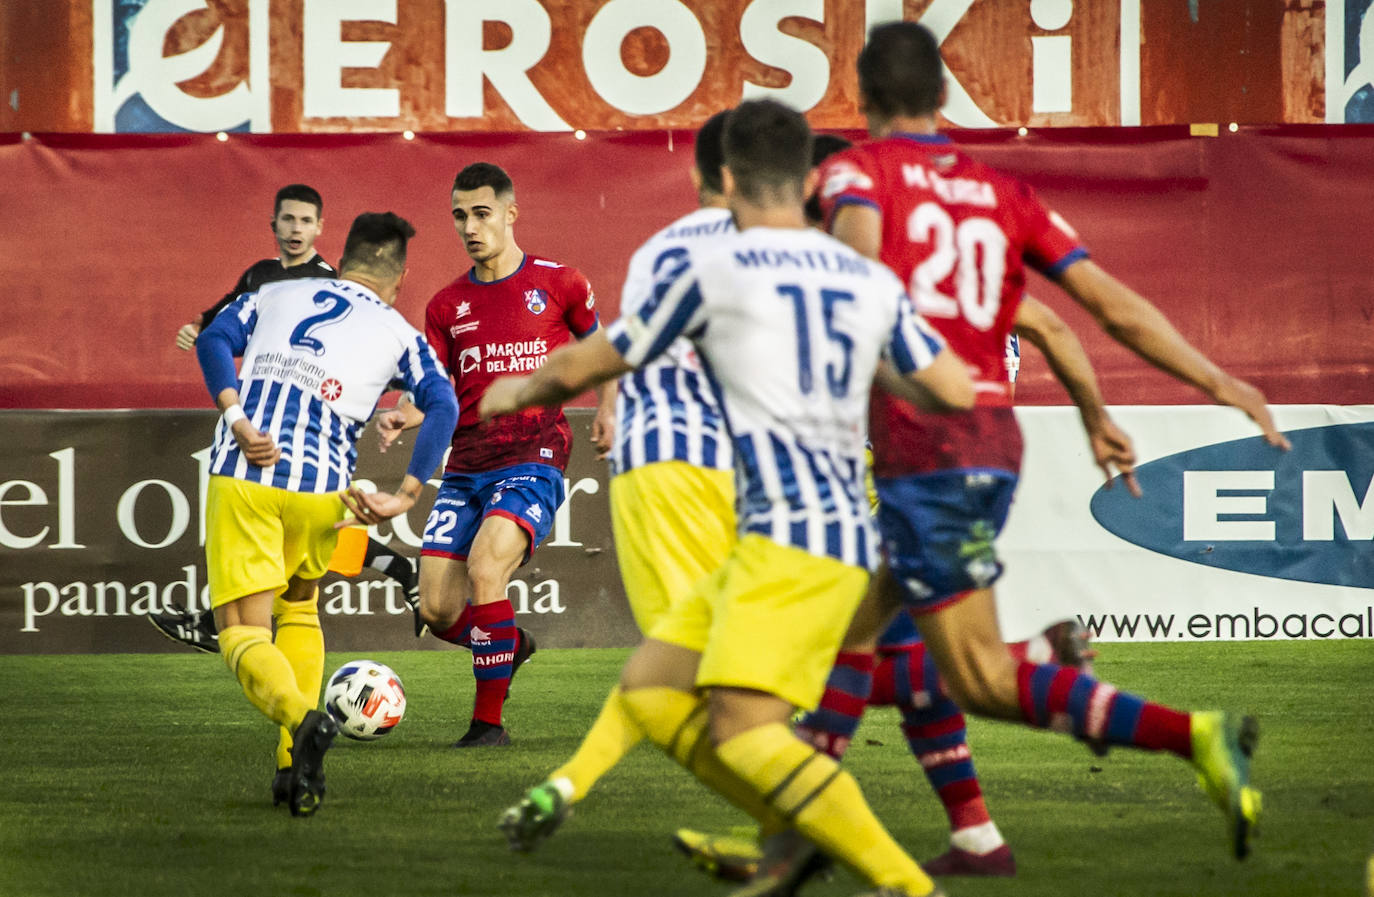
[857,21,945,128]
[804,133,854,226]
[339,211,416,303]
[271,183,324,265]
[451,162,518,264]
[721,99,814,213]
[691,109,731,204]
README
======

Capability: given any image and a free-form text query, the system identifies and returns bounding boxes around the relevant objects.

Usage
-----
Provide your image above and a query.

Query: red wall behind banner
[1,126,1371,411]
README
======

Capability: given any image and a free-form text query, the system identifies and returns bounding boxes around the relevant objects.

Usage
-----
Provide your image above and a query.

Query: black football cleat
[287,710,339,817]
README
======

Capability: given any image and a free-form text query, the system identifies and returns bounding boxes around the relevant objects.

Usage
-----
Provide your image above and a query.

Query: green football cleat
[498,781,571,852]
[1190,711,1262,859]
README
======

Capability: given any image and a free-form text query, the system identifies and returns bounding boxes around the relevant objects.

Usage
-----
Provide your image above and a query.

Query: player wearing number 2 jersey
[196,212,457,817]
[817,21,1289,867]
[481,100,975,897]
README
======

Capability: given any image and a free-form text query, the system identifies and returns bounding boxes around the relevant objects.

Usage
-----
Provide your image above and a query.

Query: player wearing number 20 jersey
[819,133,1085,479]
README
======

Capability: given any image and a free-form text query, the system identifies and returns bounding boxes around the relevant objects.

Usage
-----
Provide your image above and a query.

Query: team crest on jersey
[319,378,343,401]
[456,301,472,320]
[524,289,549,315]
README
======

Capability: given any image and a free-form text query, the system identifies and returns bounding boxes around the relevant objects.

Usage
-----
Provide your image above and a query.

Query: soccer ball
[323,659,407,741]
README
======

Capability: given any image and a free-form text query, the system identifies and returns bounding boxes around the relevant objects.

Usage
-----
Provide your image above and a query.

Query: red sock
[467,600,517,726]
[434,603,473,647]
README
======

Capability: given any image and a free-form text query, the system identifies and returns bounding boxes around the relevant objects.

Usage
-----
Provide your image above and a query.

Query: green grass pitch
[4,641,1371,897]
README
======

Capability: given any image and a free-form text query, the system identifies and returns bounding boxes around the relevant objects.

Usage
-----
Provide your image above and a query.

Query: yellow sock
[218,624,313,733]
[621,687,786,832]
[716,722,936,895]
[272,592,324,769]
[550,686,644,802]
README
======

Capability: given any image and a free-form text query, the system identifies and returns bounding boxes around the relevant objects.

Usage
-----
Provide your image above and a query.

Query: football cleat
[453,719,511,748]
[403,584,428,638]
[673,828,764,882]
[148,606,219,654]
[1043,619,1097,675]
[921,844,1016,877]
[1190,711,1261,859]
[287,709,338,817]
[852,887,947,897]
[726,829,833,897]
[271,768,292,807]
[498,781,572,852]
[510,628,537,687]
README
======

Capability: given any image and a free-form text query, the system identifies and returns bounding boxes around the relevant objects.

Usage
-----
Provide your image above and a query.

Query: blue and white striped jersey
[607,226,946,569]
[612,207,734,476]
[204,277,451,493]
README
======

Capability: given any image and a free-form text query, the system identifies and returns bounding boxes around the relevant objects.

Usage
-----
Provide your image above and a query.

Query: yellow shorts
[205,475,347,608]
[651,533,870,711]
[610,462,736,634]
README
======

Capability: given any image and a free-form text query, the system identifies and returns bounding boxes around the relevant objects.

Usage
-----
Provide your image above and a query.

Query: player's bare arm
[480,330,631,420]
[214,387,280,466]
[340,474,425,526]
[376,400,425,452]
[875,352,975,412]
[1015,296,1142,497]
[1058,259,1290,449]
[831,204,883,260]
[590,380,618,459]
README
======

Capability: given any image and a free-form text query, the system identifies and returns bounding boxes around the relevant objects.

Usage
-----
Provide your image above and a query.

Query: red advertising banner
[4,1,1370,134]
[1,126,1371,411]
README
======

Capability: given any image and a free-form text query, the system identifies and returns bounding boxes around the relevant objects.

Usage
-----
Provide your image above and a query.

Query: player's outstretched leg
[147,605,219,653]
[1190,712,1261,859]
[498,778,572,852]
[287,709,339,817]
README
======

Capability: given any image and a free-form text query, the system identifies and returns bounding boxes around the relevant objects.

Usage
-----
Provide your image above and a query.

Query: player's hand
[375,410,408,453]
[1211,375,1292,450]
[175,322,201,351]
[1087,416,1142,498]
[479,376,526,420]
[590,403,615,460]
[339,486,415,526]
[231,419,280,467]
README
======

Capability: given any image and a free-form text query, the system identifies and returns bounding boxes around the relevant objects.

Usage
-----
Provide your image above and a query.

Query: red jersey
[817,132,1086,476]
[425,254,600,473]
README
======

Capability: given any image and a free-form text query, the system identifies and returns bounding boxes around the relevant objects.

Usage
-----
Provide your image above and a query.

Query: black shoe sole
[288,710,338,817]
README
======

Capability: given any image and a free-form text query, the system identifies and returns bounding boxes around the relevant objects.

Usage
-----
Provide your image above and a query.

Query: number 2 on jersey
[908,201,1007,331]
[290,290,353,355]
[776,284,855,397]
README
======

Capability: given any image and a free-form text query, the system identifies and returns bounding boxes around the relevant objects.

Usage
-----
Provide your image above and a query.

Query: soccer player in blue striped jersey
[481,100,973,897]
[498,111,738,851]
[196,211,458,817]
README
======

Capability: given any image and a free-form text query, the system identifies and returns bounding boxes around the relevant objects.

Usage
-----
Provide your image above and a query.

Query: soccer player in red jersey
[386,162,615,747]
[808,22,1290,873]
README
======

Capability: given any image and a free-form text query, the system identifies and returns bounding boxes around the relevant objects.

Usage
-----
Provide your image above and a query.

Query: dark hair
[274,184,323,217]
[694,110,731,196]
[857,21,944,119]
[804,133,854,223]
[340,212,416,279]
[452,162,514,197]
[722,99,813,205]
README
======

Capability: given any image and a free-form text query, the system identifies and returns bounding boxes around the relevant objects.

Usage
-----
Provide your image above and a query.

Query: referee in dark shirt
[174,183,336,350]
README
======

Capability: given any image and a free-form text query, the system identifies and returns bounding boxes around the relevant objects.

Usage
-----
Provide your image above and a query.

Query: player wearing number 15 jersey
[480,100,975,897]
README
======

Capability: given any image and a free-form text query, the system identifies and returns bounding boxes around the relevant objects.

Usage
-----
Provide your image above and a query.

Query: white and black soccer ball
[323,660,407,741]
